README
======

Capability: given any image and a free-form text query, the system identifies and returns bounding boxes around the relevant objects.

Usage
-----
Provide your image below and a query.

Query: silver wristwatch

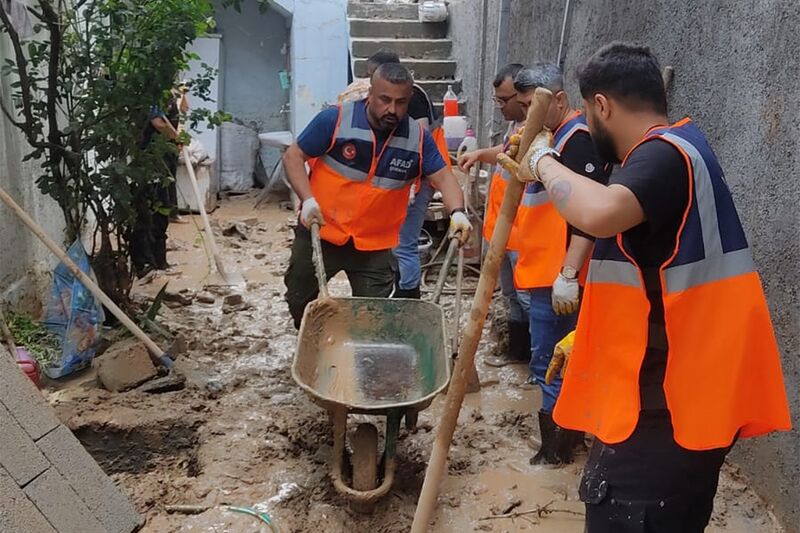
[528,147,560,180]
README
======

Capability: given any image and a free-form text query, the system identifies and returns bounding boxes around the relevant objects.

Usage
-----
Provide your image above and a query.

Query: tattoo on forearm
[550,179,572,208]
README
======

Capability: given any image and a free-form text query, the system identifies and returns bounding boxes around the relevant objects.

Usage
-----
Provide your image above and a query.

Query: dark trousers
[581,411,731,533]
[284,225,395,329]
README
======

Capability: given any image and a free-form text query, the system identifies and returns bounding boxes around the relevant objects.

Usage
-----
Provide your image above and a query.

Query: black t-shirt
[408,85,436,123]
[560,130,610,240]
[609,138,690,410]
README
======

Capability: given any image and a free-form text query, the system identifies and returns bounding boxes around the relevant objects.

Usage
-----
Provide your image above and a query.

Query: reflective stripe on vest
[310,100,424,250]
[513,112,587,289]
[554,118,791,450]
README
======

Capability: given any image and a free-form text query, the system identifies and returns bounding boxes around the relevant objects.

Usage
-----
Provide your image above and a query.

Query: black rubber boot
[509,320,531,361]
[394,285,421,299]
[486,321,530,367]
[531,410,560,465]
[555,428,580,465]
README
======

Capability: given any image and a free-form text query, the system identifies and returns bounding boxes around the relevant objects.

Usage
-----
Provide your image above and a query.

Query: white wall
[0,37,66,311]
[289,0,349,133]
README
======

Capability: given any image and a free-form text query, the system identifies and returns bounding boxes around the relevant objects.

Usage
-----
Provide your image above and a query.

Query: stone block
[0,467,57,533]
[23,468,106,533]
[0,403,50,486]
[95,339,157,392]
[0,345,60,439]
[37,425,141,533]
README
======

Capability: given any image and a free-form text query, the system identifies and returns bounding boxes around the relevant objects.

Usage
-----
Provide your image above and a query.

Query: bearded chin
[592,126,621,165]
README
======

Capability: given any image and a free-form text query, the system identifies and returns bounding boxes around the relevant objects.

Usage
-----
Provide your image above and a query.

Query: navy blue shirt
[297,106,447,177]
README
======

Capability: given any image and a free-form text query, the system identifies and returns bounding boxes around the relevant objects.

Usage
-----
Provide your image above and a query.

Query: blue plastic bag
[43,241,105,379]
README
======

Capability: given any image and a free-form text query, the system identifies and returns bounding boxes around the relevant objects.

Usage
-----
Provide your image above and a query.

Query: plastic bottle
[443,85,459,117]
[457,127,478,156]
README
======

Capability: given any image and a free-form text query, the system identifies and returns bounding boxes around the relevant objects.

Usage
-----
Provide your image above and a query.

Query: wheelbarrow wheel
[350,422,379,514]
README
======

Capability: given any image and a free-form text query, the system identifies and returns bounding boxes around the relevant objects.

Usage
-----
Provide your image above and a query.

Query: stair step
[414,79,462,101]
[348,1,418,20]
[354,58,456,79]
[349,18,447,39]
[351,38,452,60]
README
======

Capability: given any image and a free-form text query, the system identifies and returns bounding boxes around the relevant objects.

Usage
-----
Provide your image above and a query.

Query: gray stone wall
[455,0,800,529]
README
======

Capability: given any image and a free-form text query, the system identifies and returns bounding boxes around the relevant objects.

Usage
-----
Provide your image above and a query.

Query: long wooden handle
[0,307,18,358]
[0,185,171,367]
[310,223,329,299]
[411,88,553,533]
[181,147,229,280]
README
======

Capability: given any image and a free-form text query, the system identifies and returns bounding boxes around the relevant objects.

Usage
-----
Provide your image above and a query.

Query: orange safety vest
[514,111,588,289]
[310,100,424,251]
[554,118,792,450]
[483,123,523,250]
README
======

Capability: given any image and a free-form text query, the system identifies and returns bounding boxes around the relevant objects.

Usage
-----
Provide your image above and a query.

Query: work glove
[408,183,417,206]
[552,273,580,315]
[497,129,554,183]
[448,209,473,246]
[300,197,325,227]
[545,330,575,385]
[457,150,481,173]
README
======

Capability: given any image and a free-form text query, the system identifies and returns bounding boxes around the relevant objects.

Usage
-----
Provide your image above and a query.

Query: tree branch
[0,0,40,143]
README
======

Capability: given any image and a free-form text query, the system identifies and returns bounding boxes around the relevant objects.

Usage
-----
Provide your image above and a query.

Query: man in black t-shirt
[503,42,791,533]
[512,64,609,466]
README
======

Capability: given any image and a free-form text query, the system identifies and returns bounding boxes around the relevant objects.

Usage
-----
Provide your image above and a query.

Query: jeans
[393,180,436,290]
[499,250,530,322]
[529,287,578,413]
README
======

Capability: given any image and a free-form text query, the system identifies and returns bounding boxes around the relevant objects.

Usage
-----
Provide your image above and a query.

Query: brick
[0,403,50,486]
[0,345,60,439]
[37,426,141,533]
[23,468,106,533]
[95,339,157,392]
[0,467,57,533]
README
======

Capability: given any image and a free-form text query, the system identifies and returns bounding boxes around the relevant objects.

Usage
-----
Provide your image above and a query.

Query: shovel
[411,87,554,532]
[181,146,245,287]
[0,186,174,369]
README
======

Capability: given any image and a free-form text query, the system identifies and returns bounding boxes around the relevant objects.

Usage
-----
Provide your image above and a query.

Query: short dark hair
[373,62,413,86]
[514,63,563,93]
[367,49,400,69]
[493,63,525,88]
[578,42,667,114]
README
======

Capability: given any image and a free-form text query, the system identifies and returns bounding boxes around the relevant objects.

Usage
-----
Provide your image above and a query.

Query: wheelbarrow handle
[310,223,330,299]
[431,236,460,304]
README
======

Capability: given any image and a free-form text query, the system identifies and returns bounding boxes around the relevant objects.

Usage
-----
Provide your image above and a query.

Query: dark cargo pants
[284,224,395,329]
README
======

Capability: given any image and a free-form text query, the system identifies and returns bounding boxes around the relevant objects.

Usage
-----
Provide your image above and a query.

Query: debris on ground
[43,194,785,533]
[95,339,158,392]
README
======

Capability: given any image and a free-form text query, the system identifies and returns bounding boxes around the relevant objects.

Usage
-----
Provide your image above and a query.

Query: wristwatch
[528,147,560,180]
[561,266,578,280]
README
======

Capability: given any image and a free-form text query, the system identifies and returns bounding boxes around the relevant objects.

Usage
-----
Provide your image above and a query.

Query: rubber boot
[485,321,530,367]
[555,427,580,465]
[530,410,560,465]
[394,285,421,299]
[509,320,531,361]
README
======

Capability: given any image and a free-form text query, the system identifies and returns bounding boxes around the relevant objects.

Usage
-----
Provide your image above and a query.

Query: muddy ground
[47,193,784,532]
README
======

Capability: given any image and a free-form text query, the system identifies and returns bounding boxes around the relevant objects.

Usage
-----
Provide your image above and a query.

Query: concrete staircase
[347,1,463,116]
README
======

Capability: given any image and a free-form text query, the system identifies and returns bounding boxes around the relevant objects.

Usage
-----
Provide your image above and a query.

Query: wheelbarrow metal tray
[292,297,451,414]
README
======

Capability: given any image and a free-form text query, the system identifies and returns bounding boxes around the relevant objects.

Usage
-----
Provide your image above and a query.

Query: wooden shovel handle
[410,88,554,533]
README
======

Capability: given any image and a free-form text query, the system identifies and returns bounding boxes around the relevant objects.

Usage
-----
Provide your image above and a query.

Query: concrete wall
[500,0,799,529]
[215,2,290,131]
[446,0,502,146]
[0,36,65,311]
[289,0,349,133]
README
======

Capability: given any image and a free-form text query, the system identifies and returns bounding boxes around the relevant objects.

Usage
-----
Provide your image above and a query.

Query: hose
[226,506,280,533]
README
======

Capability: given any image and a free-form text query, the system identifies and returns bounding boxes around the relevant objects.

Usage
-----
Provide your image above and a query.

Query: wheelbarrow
[291,224,459,512]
